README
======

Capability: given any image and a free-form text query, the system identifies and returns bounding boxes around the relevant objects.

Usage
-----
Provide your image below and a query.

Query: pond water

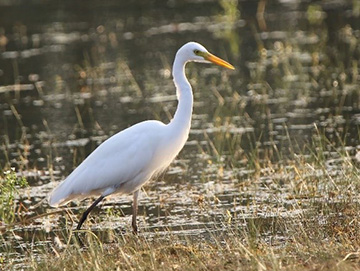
[1,0,360,269]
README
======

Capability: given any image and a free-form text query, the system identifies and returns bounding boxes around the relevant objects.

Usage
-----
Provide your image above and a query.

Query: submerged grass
[13,133,360,271]
[30,196,360,271]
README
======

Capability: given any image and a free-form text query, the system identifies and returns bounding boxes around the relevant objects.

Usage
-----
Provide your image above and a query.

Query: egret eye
[194,49,200,55]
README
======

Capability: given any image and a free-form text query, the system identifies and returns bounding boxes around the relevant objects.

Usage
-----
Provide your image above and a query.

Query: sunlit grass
[27,164,360,271]
[0,125,357,271]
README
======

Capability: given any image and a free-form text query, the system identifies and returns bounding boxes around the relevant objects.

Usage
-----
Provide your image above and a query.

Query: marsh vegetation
[1,0,360,270]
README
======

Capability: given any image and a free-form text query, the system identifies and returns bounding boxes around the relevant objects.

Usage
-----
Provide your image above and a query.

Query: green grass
[0,168,28,225]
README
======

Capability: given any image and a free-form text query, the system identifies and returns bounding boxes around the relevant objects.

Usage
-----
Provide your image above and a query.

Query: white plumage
[48,41,234,233]
[49,121,176,206]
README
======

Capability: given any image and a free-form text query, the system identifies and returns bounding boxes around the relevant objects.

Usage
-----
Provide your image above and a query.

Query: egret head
[178,42,235,70]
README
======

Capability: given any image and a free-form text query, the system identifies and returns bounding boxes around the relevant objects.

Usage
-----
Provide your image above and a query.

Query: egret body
[49,42,234,233]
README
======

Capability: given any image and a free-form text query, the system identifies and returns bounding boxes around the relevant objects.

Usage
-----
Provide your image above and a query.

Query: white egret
[49,42,234,233]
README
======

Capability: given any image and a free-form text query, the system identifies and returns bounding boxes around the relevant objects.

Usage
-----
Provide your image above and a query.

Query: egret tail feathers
[48,181,71,207]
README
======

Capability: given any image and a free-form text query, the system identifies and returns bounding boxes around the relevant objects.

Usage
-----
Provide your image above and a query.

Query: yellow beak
[204,52,235,70]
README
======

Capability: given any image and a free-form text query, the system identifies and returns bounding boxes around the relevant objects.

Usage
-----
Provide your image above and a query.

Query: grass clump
[0,168,28,225]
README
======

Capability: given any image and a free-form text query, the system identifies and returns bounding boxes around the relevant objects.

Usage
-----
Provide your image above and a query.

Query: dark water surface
[1,0,360,269]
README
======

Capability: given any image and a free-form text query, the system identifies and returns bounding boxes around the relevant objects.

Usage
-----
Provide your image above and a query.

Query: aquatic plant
[0,168,28,225]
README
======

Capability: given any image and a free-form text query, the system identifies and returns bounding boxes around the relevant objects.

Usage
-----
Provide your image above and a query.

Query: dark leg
[132,190,139,234]
[76,195,105,230]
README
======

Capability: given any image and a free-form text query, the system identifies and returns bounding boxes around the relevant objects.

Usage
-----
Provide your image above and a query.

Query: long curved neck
[169,54,193,133]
